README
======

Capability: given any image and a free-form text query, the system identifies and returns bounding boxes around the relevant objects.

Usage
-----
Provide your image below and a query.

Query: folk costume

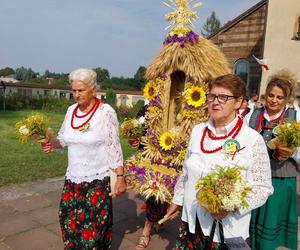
[173,117,273,249]
[57,101,123,249]
[248,106,300,250]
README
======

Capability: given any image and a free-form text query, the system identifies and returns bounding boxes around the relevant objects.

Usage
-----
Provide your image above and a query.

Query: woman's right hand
[41,142,52,154]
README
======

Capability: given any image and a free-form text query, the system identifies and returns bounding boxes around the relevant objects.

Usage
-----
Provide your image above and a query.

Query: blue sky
[0,0,260,77]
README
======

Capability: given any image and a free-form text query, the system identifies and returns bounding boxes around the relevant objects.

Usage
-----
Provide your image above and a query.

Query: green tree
[15,67,37,81]
[134,66,147,90]
[105,88,116,107]
[0,67,15,77]
[201,11,221,37]
[93,67,110,84]
[44,69,51,78]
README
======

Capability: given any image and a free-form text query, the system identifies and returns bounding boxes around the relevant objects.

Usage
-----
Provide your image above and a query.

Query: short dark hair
[208,74,246,98]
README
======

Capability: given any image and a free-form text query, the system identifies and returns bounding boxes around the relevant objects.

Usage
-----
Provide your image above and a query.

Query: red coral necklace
[200,117,243,154]
[71,98,100,129]
[255,107,286,131]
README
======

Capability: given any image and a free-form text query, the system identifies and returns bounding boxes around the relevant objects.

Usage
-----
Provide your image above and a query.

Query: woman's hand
[114,176,126,196]
[275,146,294,161]
[128,137,140,149]
[41,142,52,154]
[211,210,229,220]
[41,139,62,154]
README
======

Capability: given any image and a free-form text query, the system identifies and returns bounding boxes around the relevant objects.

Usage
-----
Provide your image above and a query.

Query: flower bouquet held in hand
[15,112,52,143]
[120,118,144,149]
[195,165,252,214]
[267,121,300,153]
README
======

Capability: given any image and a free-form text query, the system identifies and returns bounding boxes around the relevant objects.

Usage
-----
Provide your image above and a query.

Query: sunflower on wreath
[185,85,206,108]
[159,131,175,151]
[144,80,158,101]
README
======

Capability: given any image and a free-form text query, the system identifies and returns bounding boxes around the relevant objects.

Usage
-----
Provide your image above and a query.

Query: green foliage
[0,67,15,77]
[128,99,145,118]
[105,89,116,107]
[93,67,110,84]
[15,67,38,81]
[115,105,132,122]
[0,94,72,112]
[0,110,68,186]
[275,121,300,148]
[0,110,136,186]
[201,11,221,37]
[1,65,146,91]
[134,66,147,90]
[102,76,143,91]
[115,100,144,123]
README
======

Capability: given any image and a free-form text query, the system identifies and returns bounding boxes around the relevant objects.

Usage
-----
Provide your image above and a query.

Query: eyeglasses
[206,93,237,104]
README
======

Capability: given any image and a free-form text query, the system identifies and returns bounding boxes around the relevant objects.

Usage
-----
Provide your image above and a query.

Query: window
[294,15,300,40]
[234,59,249,86]
[120,94,128,106]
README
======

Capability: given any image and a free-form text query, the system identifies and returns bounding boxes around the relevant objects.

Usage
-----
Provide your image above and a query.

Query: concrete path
[0,177,299,250]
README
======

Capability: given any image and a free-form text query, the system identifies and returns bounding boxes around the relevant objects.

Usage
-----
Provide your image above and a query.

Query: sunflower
[143,81,157,101]
[159,132,175,151]
[185,86,206,108]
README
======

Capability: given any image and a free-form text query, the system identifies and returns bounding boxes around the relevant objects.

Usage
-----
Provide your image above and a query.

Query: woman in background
[247,70,300,250]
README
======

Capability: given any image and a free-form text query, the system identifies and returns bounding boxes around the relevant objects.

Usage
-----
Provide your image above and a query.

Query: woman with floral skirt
[42,68,126,249]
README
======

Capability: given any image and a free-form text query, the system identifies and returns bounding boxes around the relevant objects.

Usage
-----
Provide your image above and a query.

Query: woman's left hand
[211,210,229,220]
[114,177,127,196]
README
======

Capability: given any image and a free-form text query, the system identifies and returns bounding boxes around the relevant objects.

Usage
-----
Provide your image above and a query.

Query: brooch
[222,139,245,160]
[78,123,90,132]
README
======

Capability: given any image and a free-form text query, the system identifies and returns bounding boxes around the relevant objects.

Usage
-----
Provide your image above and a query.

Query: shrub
[0,94,72,112]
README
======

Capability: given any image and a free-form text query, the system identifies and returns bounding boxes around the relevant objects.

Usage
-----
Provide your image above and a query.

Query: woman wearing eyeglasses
[164,74,273,249]
[246,70,300,250]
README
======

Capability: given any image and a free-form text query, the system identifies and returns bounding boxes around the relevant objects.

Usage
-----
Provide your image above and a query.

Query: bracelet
[117,174,124,177]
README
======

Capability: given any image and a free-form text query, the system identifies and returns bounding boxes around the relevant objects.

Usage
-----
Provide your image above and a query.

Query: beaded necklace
[200,117,243,154]
[255,107,286,131]
[71,98,100,130]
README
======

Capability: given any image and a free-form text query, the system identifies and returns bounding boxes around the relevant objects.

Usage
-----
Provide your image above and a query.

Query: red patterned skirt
[59,177,112,250]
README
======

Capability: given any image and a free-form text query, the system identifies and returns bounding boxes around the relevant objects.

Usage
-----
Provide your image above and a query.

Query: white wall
[260,0,300,94]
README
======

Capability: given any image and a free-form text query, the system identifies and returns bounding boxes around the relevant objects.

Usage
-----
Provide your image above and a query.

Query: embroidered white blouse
[172,117,273,241]
[57,103,123,183]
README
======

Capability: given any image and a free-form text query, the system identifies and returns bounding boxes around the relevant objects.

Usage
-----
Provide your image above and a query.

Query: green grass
[0,110,136,187]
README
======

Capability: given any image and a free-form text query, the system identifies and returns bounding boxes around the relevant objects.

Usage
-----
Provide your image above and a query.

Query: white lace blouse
[57,103,123,183]
[172,117,273,241]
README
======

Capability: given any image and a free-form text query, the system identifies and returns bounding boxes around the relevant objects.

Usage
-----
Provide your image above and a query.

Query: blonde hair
[69,68,97,87]
[265,70,297,101]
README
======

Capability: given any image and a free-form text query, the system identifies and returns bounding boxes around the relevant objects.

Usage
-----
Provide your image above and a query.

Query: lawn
[0,110,136,187]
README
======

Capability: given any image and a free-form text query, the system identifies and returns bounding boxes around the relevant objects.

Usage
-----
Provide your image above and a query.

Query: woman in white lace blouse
[165,74,273,249]
[42,68,126,249]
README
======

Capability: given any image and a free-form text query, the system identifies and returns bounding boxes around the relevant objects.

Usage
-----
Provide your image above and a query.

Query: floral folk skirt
[59,177,113,250]
[176,219,223,250]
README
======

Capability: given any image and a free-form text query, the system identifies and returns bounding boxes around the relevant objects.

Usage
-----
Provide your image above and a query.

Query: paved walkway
[0,177,179,250]
[0,177,299,250]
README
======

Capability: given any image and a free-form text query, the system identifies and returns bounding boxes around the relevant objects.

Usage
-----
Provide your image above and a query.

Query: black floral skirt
[59,177,112,250]
[176,219,223,250]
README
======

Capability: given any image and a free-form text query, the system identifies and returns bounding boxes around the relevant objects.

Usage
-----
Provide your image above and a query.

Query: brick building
[208,0,267,96]
[208,0,300,97]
